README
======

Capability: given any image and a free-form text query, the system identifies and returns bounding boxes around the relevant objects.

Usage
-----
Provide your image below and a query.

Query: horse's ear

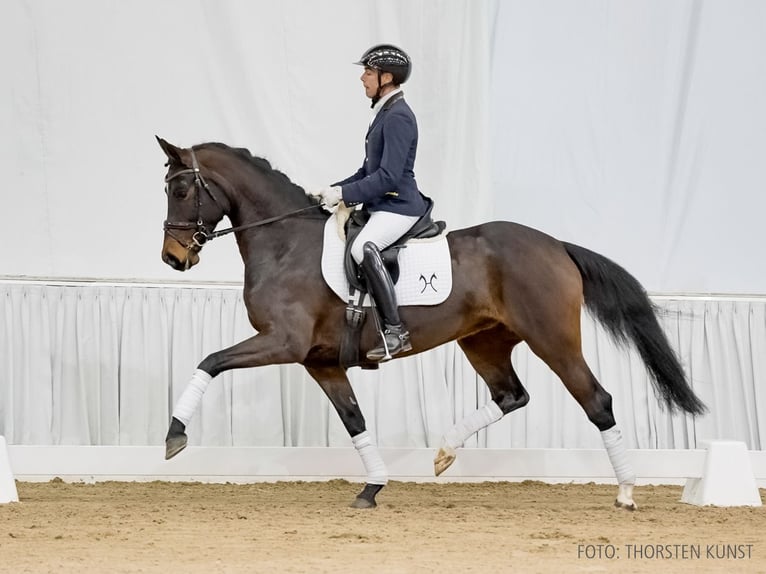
[156,136,185,166]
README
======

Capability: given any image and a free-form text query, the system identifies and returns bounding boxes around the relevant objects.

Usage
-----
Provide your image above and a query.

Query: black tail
[563,242,706,415]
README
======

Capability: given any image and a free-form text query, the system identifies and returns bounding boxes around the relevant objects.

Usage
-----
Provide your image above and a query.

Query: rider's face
[360,67,394,99]
[361,67,379,98]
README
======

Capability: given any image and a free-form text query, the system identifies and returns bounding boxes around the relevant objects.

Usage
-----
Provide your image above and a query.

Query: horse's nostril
[163,252,183,270]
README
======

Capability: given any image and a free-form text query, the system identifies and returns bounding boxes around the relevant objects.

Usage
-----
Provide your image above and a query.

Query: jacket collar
[368,90,404,133]
[372,88,403,116]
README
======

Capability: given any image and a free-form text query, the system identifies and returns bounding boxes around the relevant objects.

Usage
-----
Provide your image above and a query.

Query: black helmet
[355,44,411,85]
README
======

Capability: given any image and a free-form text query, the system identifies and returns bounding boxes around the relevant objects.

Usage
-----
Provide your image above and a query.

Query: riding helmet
[355,44,411,85]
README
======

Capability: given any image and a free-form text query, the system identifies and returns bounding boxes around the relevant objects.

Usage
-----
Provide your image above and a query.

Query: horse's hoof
[165,434,188,460]
[350,483,383,509]
[434,446,456,476]
[164,417,187,460]
[615,499,637,511]
[351,496,376,509]
[614,484,637,511]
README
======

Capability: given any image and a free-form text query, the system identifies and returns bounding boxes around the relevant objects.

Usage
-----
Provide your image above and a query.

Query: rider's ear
[156,136,187,166]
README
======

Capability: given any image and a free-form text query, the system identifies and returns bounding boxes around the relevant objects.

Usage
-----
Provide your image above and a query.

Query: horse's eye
[172,186,189,199]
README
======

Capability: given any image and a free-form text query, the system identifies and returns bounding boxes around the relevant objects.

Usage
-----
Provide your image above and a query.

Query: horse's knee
[198,354,223,377]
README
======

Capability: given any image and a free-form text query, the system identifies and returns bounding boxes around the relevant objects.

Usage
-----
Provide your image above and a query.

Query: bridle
[163,148,320,252]
[163,148,226,250]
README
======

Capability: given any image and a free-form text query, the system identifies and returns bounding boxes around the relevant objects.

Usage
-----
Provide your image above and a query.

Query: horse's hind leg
[560,359,637,509]
[435,327,529,476]
[529,332,637,510]
[305,365,386,509]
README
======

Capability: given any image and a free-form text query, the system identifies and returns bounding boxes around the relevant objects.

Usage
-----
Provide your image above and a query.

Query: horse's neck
[227,178,319,265]
[221,160,306,222]
[235,209,324,300]
[198,148,296,220]
[206,150,320,277]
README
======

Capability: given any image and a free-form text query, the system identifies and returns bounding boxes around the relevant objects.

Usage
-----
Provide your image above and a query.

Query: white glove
[312,186,343,208]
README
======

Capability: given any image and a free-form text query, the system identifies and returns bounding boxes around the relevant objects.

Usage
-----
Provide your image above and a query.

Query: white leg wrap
[352,431,388,485]
[172,369,213,426]
[443,400,504,450]
[601,425,636,485]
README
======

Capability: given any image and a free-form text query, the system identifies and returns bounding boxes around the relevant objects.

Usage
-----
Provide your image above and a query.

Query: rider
[311,44,430,362]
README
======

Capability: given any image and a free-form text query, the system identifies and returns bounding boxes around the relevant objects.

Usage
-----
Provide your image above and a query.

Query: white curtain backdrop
[1,2,765,450]
[2,282,764,450]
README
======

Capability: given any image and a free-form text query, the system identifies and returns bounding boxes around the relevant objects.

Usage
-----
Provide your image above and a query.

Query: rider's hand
[312,186,342,207]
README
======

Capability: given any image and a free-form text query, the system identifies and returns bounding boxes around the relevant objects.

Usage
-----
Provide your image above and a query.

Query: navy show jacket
[333,92,429,217]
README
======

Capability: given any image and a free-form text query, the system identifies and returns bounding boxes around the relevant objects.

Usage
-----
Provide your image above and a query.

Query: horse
[156,136,706,510]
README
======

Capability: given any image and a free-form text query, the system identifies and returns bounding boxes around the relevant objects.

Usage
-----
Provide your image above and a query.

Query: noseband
[163,148,320,253]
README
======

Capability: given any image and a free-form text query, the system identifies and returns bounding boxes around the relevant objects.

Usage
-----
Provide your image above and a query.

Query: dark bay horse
[157,137,706,510]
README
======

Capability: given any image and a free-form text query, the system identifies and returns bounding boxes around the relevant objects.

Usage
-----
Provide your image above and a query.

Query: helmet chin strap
[370,70,394,108]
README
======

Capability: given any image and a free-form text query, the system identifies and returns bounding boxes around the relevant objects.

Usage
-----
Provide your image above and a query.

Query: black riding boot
[360,242,413,362]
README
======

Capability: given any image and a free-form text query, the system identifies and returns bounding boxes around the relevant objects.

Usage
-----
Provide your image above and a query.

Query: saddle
[339,198,446,370]
[342,198,446,292]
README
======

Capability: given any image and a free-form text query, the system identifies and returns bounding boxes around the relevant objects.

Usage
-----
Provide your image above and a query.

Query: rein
[202,204,321,242]
[163,148,321,250]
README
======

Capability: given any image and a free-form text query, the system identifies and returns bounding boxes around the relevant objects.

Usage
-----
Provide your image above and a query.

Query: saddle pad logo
[320,214,452,307]
[420,273,438,293]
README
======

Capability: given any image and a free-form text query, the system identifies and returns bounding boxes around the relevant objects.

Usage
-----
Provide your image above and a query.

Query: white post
[682,440,762,507]
[0,436,19,504]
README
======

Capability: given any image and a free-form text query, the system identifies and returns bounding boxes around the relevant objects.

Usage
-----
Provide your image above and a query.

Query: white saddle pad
[321,213,452,306]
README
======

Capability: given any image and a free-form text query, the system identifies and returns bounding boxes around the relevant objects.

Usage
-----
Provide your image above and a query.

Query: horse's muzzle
[162,236,200,271]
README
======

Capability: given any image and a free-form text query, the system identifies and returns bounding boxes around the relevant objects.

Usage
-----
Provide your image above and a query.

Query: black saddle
[343,198,446,293]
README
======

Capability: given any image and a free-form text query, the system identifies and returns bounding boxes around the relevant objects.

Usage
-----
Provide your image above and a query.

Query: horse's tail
[563,242,706,415]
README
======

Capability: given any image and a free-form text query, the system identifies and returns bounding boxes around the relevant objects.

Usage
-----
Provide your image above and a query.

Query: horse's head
[157,136,229,271]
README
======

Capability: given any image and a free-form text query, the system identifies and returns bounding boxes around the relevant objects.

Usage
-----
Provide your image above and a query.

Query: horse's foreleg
[306,365,387,509]
[435,330,530,476]
[165,332,302,460]
[164,369,210,459]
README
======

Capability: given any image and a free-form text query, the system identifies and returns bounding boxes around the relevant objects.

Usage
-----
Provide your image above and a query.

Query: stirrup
[366,327,412,362]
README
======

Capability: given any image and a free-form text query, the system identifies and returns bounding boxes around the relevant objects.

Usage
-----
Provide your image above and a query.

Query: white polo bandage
[352,430,388,485]
[443,400,504,450]
[601,425,636,485]
[172,369,213,426]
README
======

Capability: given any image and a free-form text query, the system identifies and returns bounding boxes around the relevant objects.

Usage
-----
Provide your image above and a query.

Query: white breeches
[350,210,420,263]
